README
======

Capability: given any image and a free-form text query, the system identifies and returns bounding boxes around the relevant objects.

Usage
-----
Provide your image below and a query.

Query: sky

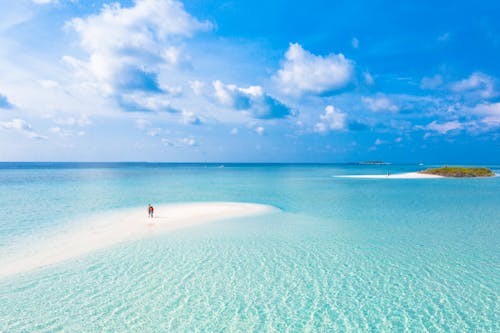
[0,0,499,163]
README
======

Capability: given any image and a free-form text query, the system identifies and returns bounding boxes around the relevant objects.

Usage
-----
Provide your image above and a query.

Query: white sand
[0,202,277,278]
[336,172,443,179]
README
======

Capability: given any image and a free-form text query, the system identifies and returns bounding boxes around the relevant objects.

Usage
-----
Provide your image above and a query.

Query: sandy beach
[1,202,277,278]
[336,172,444,179]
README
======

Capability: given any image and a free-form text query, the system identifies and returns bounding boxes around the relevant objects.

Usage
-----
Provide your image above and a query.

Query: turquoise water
[0,163,499,331]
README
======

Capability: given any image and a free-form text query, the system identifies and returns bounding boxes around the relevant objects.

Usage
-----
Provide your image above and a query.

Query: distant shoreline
[356,161,391,165]
[337,172,443,179]
[1,162,498,169]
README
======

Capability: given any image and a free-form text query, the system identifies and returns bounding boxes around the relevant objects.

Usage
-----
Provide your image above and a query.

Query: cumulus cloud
[39,80,61,89]
[471,102,500,116]
[181,110,201,125]
[189,80,205,95]
[161,136,197,147]
[451,72,496,99]
[362,94,399,112]
[65,0,211,111]
[255,126,265,136]
[212,80,292,119]
[0,94,14,109]
[32,0,58,4]
[0,118,46,139]
[419,102,500,135]
[117,92,180,112]
[422,120,463,134]
[314,105,346,133]
[161,84,183,96]
[420,74,443,90]
[274,43,354,96]
[469,102,500,127]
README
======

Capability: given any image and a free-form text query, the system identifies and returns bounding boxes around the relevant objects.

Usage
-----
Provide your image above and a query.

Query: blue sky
[0,0,499,163]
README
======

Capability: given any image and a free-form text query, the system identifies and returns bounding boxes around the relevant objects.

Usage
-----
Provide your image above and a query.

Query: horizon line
[0,161,499,165]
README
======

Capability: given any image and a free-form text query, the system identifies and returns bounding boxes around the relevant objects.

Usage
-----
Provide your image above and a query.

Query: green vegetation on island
[419,166,495,178]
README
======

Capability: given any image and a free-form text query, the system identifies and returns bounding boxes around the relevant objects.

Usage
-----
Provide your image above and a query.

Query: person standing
[148,204,154,218]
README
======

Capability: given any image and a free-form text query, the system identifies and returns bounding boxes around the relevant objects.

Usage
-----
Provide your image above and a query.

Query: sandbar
[0,202,277,278]
[336,172,443,179]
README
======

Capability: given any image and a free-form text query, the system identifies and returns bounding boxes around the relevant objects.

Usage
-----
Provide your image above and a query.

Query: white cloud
[451,72,496,99]
[162,46,183,66]
[420,74,443,89]
[135,119,164,137]
[32,0,58,4]
[415,102,500,136]
[362,94,399,112]
[1,119,29,130]
[481,116,500,127]
[313,123,326,133]
[469,102,500,115]
[39,80,60,89]
[0,118,46,139]
[423,120,463,134]
[255,126,265,136]
[65,0,211,96]
[471,102,500,116]
[182,137,196,146]
[351,37,359,48]
[50,127,85,137]
[147,128,162,137]
[364,72,374,85]
[181,110,201,125]
[212,80,292,119]
[160,84,183,96]
[118,92,179,112]
[189,80,205,95]
[230,128,238,135]
[52,115,91,127]
[161,136,197,147]
[213,80,237,106]
[314,105,346,133]
[135,118,151,129]
[274,43,354,96]
[469,102,500,127]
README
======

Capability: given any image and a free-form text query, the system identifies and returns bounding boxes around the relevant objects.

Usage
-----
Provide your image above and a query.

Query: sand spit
[1,202,277,278]
[336,172,444,179]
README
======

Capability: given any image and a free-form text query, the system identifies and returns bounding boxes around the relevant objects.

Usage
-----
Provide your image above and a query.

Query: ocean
[0,163,498,331]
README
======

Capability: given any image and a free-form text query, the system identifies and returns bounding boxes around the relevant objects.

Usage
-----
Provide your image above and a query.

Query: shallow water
[0,163,499,331]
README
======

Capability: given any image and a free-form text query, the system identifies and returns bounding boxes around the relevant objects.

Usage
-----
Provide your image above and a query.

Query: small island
[357,161,390,165]
[419,166,495,178]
